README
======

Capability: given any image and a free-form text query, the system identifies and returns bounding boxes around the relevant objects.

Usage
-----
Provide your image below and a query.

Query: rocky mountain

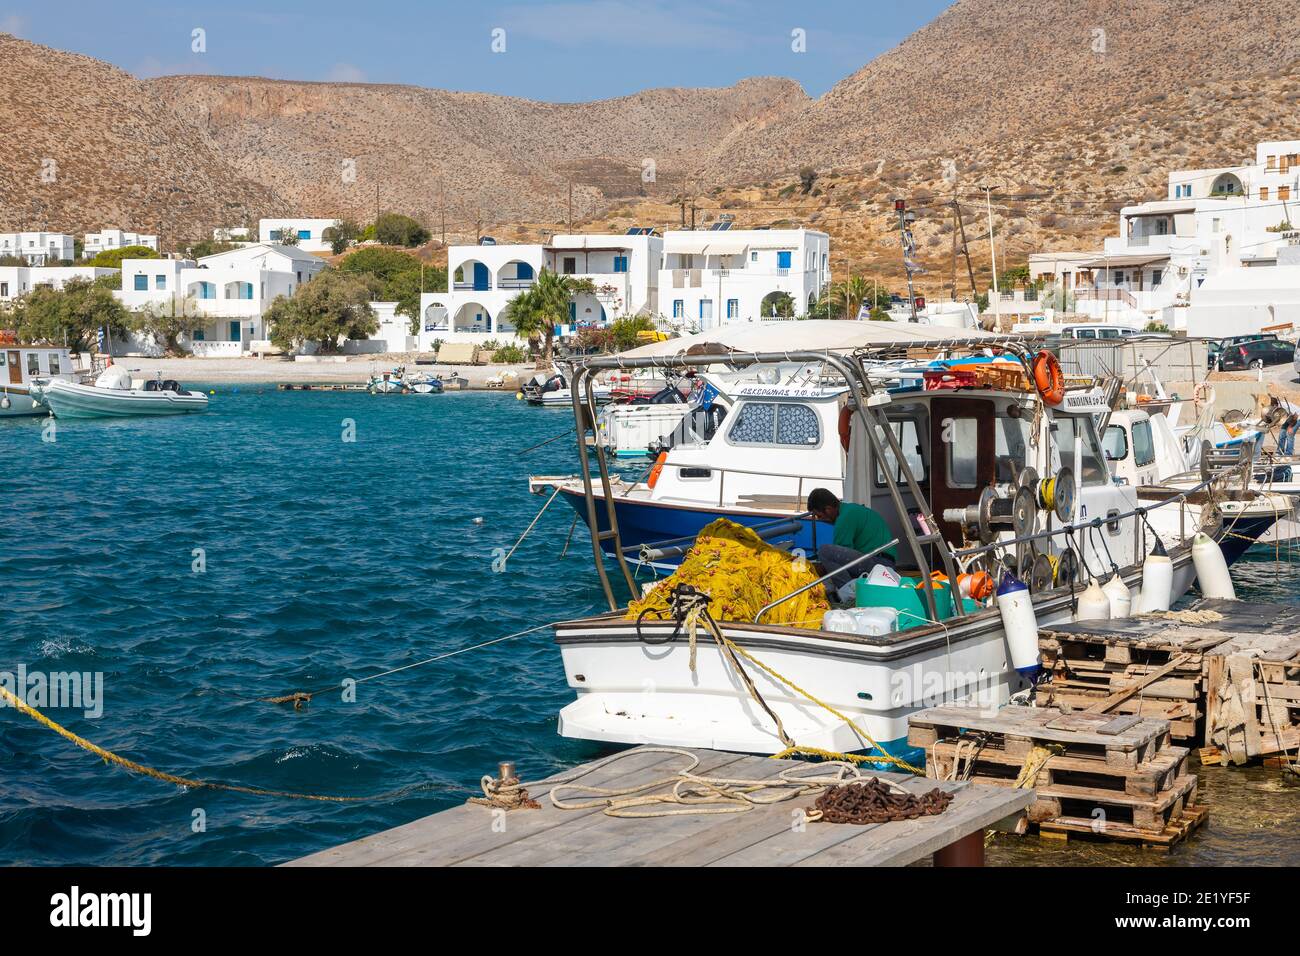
[0,34,285,244]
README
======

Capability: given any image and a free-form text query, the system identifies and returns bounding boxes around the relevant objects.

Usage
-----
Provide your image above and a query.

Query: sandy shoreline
[110,355,535,386]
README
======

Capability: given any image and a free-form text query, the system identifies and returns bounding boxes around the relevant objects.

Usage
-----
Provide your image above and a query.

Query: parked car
[1217,337,1295,371]
[1208,333,1278,370]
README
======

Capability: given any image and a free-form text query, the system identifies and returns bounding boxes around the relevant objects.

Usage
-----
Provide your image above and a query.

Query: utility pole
[374,183,380,227]
[440,178,446,246]
[983,184,1000,330]
[950,180,959,301]
[954,200,978,297]
[895,198,919,323]
[567,181,573,232]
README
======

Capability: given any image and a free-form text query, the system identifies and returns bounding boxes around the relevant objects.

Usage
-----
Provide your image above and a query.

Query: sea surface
[0,388,1296,866]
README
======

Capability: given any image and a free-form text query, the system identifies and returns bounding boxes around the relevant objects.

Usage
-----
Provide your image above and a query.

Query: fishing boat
[541,335,1268,762]
[32,366,208,419]
[406,372,444,395]
[523,369,613,407]
[0,342,87,417]
[368,366,407,394]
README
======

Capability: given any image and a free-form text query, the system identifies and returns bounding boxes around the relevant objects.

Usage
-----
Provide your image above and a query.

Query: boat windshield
[1050,413,1109,485]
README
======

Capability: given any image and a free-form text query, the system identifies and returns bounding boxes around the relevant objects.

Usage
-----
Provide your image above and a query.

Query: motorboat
[523,370,613,407]
[406,372,444,395]
[31,366,208,419]
[368,366,407,394]
[538,338,1269,762]
[0,342,88,417]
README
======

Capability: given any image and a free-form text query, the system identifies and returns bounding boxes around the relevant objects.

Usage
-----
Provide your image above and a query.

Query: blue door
[473,262,490,291]
[777,250,792,270]
[517,262,534,280]
[229,321,241,342]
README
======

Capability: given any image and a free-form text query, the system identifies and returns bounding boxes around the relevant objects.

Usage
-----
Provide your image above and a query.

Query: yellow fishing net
[626,518,829,628]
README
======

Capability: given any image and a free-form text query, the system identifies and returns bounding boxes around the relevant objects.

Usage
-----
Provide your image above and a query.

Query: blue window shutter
[777,250,792,269]
[298,229,311,240]
[473,262,490,291]
[518,262,534,280]
[569,302,577,321]
[613,255,627,273]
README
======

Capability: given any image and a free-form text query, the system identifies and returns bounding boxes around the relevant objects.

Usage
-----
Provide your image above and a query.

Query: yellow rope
[716,635,923,775]
[0,684,406,803]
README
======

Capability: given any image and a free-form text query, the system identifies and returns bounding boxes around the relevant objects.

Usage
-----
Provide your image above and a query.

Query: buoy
[472,516,484,525]
[1192,532,1236,600]
[647,451,668,489]
[1135,538,1173,614]
[1076,580,1112,621]
[515,392,524,400]
[996,572,1040,678]
[1102,573,1132,619]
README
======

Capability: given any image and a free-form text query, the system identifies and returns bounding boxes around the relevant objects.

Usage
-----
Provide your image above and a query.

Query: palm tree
[510,269,595,370]
[828,275,873,321]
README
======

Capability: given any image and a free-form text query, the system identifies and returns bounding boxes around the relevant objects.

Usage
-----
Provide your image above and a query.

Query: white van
[1058,323,1142,340]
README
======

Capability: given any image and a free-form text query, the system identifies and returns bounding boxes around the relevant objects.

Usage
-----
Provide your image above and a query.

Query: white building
[83,229,159,258]
[258,218,340,254]
[342,302,414,354]
[1029,139,1300,334]
[658,228,830,329]
[115,243,326,355]
[0,232,75,265]
[419,231,663,346]
[213,227,251,242]
[417,226,831,346]
[0,266,117,302]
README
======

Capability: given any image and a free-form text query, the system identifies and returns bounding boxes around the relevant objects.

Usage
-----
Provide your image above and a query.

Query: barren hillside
[0,34,285,243]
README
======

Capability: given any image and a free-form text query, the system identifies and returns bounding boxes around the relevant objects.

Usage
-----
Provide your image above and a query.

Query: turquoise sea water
[2,388,1297,866]
[0,388,617,865]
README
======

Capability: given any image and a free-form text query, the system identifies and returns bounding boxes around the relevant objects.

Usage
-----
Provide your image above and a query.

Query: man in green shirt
[807,488,897,594]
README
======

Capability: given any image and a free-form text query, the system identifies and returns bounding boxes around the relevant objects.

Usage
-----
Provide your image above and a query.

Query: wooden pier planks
[287,747,1034,868]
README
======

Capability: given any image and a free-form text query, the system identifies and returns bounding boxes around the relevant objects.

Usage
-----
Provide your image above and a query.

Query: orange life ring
[647,451,668,489]
[838,405,852,452]
[1031,350,1065,406]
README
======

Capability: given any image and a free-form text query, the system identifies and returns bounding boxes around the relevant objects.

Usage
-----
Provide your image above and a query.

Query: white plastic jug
[822,610,859,634]
[867,564,902,588]
[851,606,899,636]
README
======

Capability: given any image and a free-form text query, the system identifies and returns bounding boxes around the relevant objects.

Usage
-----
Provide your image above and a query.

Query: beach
[109,354,536,387]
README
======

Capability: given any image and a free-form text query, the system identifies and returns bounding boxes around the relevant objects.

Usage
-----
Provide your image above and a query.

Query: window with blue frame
[699,299,713,320]
[195,282,215,299]
[673,299,684,318]
[270,229,282,241]
[777,250,792,270]
[613,255,628,273]
[727,299,739,319]
[133,274,148,291]
[155,275,166,290]
[298,229,311,240]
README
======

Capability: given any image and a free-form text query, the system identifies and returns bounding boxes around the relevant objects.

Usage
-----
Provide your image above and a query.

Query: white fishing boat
[406,371,444,395]
[523,369,613,407]
[32,366,209,419]
[0,342,87,417]
[368,366,406,394]
[541,338,1262,763]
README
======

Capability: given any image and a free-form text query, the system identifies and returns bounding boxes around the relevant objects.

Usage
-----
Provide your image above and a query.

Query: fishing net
[626,518,829,628]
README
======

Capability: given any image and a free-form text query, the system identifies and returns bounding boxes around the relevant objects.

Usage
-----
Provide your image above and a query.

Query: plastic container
[858,576,956,630]
[867,564,902,587]
[821,609,859,634]
[849,606,899,636]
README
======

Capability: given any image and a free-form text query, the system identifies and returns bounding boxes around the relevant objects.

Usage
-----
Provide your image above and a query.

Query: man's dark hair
[807,488,839,513]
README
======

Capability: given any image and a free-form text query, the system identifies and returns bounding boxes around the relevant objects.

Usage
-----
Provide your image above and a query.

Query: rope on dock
[0,684,446,803]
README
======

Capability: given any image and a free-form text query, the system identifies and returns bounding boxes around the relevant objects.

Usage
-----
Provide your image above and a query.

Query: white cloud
[326,63,366,83]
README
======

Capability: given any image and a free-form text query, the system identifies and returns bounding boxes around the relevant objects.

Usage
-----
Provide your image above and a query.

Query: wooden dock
[287,747,1033,867]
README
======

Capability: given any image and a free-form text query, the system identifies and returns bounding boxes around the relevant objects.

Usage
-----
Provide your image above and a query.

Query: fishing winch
[942,466,1046,544]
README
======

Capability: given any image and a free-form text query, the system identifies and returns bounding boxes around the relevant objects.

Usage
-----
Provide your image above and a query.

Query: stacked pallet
[1038,624,1219,742]
[909,704,1207,849]
[1042,599,1300,764]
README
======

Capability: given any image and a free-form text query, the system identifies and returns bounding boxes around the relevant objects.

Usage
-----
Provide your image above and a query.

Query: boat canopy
[618,320,1010,360]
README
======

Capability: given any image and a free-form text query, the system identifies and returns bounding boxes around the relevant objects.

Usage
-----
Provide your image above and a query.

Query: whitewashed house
[343,302,414,354]
[115,243,326,355]
[0,266,117,302]
[419,231,663,346]
[83,229,159,258]
[658,228,830,330]
[0,232,75,265]
[1030,139,1300,334]
[258,218,340,254]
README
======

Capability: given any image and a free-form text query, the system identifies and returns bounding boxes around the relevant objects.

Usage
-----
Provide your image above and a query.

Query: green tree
[373,213,430,248]
[265,270,380,354]
[323,219,361,255]
[505,269,595,370]
[91,245,159,268]
[2,278,129,351]
[128,302,208,356]
[760,290,795,319]
[273,228,300,247]
[828,276,873,321]
[609,315,656,352]
[185,239,241,260]
[337,247,446,330]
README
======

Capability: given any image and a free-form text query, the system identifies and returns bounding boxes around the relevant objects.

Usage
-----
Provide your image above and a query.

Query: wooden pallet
[1038,805,1209,851]
[909,704,1206,845]
[1205,638,1300,765]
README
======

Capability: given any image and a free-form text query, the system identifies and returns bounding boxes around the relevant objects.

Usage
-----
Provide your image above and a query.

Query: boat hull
[0,385,48,418]
[556,485,825,566]
[554,548,1200,759]
[39,381,209,419]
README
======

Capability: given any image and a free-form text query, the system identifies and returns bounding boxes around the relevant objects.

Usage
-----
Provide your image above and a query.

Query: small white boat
[1,343,86,417]
[32,366,209,419]
[406,372,444,395]
[368,366,406,394]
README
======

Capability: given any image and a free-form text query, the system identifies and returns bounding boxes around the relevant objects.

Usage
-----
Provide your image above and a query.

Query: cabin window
[48,353,60,375]
[27,353,40,375]
[876,419,926,486]
[994,414,1033,480]
[1132,419,1156,468]
[727,402,820,447]
[1103,425,1128,461]
[1051,415,1108,486]
[946,418,980,488]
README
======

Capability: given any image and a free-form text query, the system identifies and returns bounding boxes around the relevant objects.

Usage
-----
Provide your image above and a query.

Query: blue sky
[2,0,952,101]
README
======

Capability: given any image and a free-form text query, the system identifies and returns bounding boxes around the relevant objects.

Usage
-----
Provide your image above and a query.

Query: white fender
[1102,573,1132,619]
[1075,580,1112,622]
[1192,532,1236,600]
[996,572,1040,677]
[1135,539,1173,614]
